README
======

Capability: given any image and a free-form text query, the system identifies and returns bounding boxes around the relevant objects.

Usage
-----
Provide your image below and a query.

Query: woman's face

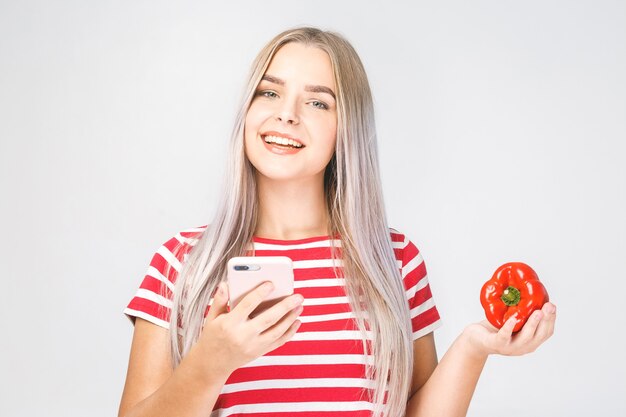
[244,42,338,183]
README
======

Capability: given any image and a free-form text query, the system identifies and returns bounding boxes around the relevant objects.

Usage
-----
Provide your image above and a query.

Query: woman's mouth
[261,134,305,155]
[262,135,304,149]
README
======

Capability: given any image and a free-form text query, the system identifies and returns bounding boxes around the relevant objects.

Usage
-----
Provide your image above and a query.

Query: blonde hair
[169,27,413,417]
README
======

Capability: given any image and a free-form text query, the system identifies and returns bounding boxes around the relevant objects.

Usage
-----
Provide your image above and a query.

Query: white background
[1,1,625,416]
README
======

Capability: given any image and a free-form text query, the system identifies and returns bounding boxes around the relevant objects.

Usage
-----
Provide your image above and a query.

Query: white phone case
[226,256,294,311]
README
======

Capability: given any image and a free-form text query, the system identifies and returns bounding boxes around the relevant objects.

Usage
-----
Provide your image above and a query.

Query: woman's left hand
[463,302,557,357]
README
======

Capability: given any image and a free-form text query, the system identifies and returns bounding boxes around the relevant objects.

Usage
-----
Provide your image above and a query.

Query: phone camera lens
[234,265,249,271]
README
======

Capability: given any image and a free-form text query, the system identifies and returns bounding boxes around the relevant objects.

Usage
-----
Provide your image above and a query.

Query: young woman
[119,27,556,417]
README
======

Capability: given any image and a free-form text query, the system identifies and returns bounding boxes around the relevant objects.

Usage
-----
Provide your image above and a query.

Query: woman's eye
[257,90,278,98]
[310,100,328,110]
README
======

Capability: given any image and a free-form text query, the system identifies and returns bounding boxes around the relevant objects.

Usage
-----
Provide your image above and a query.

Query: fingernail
[293,294,304,305]
[534,311,543,321]
[264,281,274,291]
[546,304,556,314]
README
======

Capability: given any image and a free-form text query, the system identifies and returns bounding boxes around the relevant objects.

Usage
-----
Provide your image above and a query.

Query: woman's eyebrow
[261,74,336,100]
[305,84,336,100]
[261,74,285,86]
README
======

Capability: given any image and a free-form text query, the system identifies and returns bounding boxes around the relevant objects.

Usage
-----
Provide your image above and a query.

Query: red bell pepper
[480,262,549,332]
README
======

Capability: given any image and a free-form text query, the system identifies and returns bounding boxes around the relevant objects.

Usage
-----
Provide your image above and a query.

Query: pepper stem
[501,286,521,306]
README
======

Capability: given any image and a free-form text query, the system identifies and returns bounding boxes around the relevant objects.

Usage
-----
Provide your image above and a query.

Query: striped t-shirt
[124,226,442,417]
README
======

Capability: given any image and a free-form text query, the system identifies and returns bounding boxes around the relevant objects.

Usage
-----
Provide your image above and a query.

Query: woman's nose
[275,99,299,125]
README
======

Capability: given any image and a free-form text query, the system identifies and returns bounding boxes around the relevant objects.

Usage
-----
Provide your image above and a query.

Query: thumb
[497,313,518,342]
[206,282,229,322]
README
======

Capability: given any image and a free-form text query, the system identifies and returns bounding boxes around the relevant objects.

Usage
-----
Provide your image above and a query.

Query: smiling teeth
[263,135,303,148]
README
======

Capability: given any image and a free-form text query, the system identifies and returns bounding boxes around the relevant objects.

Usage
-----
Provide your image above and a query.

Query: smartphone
[226,256,294,314]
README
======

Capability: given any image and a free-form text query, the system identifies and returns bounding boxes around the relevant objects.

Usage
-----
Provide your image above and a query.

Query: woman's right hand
[118,282,301,417]
[193,281,304,381]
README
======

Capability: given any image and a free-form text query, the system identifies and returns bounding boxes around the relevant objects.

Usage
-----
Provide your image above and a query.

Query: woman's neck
[255,174,330,240]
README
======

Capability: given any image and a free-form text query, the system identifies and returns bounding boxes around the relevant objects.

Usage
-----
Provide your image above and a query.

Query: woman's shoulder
[389,227,407,242]
[175,225,208,244]
[388,227,424,262]
[388,227,416,247]
[150,225,208,266]
[163,225,207,244]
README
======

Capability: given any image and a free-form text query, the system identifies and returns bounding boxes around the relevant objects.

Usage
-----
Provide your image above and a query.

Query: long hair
[169,27,413,417]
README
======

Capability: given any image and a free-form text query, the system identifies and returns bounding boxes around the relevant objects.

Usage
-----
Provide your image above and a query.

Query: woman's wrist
[181,342,232,390]
[459,326,491,361]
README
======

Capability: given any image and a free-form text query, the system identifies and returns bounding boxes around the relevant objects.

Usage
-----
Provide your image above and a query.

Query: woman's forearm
[408,302,556,417]
[406,329,488,417]
[120,345,228,417]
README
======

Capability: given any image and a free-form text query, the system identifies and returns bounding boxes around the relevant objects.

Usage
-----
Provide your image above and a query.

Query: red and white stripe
[125,227,442,416]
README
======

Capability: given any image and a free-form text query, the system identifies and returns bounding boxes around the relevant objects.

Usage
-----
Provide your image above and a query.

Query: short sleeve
[123,227,206,329]
[392,231,443,340]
